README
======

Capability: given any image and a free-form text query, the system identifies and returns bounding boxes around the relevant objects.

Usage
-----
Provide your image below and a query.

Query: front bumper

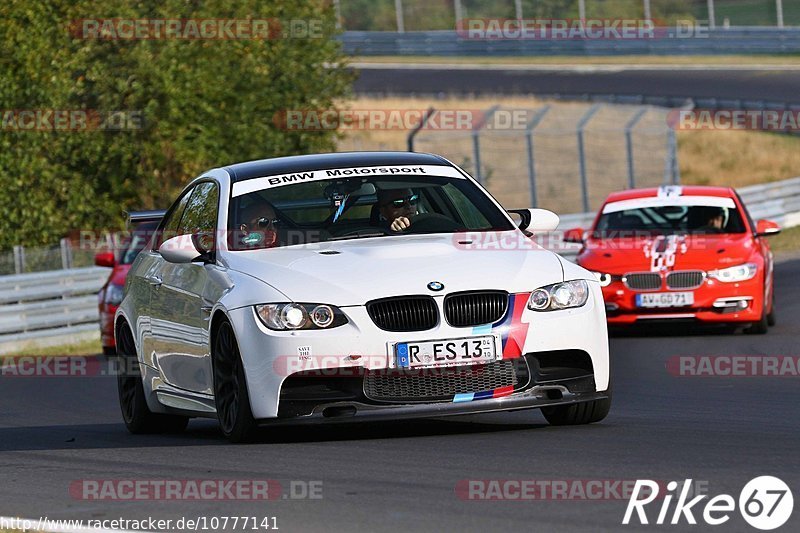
[601,275,764,325]
[228,283,610,420]
[257,387,609,426]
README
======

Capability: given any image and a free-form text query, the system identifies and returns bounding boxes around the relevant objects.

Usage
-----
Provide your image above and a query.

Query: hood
[577,233,756,274]
[222,232,565,306]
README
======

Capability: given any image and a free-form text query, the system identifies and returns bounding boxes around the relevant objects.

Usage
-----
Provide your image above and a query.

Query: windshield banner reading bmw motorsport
[232,165,466,197]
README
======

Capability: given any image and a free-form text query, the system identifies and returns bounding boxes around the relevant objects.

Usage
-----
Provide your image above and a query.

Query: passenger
[237,198,281,248]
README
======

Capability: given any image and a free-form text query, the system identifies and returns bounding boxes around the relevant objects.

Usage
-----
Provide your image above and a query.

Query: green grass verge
[6,338,102,357]
[768,225,800,254]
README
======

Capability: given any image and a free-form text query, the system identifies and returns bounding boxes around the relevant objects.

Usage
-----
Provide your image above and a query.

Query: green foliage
[0,0,353,249]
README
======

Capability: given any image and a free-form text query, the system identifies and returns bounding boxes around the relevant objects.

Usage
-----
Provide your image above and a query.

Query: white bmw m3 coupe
[115,151,611,442]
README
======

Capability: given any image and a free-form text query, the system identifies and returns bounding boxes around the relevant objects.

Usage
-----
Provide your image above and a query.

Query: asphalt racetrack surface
[1,258,799,532]
[354,65,800,104]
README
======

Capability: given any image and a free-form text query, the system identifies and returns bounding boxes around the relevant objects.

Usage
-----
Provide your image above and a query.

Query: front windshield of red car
[595,203,746,237]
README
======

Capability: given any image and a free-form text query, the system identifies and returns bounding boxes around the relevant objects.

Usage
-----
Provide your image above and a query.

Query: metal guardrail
[1,177,799,351]
[340,28,800,56]
[0,268,108,354]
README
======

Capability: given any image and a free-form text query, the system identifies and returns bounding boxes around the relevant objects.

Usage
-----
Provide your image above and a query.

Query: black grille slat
[364,360,526,402]
[666,270,705,290]
[367,296,438,332]
[623,272,662,291]
[444,291,508,328]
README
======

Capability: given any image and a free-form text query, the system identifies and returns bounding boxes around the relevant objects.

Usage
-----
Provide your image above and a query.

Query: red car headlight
[708,263,758,283]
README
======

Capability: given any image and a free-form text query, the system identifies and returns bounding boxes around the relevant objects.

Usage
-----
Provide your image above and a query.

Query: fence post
[395,0,405,33]
[643,0,651,21]
[514,0,523,20]
[777,0,784,28]
[13,245,25,274]
[707,0,716,29]
[60,238,73,270]
[664,128,681,185]
[624,107,649,190]
[407,107,436,152]
[454,0,463,26]
[333,0,342,30]
[472,106,499,185]
[525,105,551,208]
[577,104,601,213]
[578,0,586,21]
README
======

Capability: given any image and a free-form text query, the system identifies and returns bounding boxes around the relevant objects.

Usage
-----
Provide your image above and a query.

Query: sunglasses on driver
[382,194,419,209]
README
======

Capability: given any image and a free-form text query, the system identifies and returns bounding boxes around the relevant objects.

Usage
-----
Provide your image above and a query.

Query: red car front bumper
[601,275,764,325]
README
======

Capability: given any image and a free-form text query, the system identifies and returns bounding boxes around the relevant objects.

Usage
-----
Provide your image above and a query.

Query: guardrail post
[60,238,73,270]
[407,107,436,152]
[525,105,551,207]
[577,104,601,212]
[13,245,25,275]
[625,107,649,189]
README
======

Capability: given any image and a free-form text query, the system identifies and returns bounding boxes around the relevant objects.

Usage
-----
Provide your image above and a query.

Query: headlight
[104,283,125,306]
[708,263,758,283]
[255,303,348,330]
[591,271,613,287]
[527,280,590,312]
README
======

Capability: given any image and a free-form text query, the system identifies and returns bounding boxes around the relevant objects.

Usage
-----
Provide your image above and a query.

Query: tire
[745,286,770,335]
[542,391,612,426]
[116,323,189,434]
[212,320,258,443]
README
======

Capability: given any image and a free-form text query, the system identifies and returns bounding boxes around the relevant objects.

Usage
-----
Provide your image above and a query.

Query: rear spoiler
[127,209,166,225]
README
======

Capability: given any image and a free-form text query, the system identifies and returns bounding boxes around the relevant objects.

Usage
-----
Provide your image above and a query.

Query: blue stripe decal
[473,390,494,400]
[471,324,492,335]
[453,393,475,403]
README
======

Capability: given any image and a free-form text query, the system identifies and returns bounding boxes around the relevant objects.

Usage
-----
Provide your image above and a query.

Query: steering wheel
[403,213,463,234]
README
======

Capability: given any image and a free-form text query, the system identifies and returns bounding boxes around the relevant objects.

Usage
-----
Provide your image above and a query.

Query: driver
[698,206,726,233]
[377,188,419,232]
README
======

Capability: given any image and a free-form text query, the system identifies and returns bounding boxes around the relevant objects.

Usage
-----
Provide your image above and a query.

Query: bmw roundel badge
[427,281,444,292]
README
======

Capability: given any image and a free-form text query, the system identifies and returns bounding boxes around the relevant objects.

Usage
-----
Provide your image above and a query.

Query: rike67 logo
[623,477,793,530]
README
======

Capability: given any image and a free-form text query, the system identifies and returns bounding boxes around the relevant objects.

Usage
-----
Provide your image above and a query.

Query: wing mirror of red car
[755,219,781,237]
[563,228,585,243]
[94,251,116,267]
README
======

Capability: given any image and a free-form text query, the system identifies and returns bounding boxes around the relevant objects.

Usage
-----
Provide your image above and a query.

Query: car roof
[603,185,736,204]
[222,151,451,183]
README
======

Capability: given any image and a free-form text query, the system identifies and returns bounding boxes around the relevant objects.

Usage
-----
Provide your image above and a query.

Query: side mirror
[158,234,204,264]
[94,251,115,268]
[563,228,585,244]
[508,208,559,233]
[755,219,781,237]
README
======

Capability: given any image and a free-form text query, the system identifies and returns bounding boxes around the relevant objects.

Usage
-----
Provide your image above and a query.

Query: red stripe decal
[502,293,530,358]
[492,385,514,398]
